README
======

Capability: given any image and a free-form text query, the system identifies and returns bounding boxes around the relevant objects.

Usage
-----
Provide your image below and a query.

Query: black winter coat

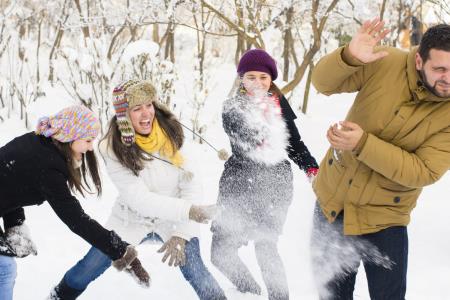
[0,132,127,259]
[212,93,317,239]
[279,96,319,172]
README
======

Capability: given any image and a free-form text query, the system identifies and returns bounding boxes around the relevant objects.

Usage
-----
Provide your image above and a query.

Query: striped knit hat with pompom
[112,80,158,146]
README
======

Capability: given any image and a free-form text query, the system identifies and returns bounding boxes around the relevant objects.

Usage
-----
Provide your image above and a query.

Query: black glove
[0,235,16,257]
[125,258,151,287]
[113,245,151,287]
[157,236,186,267]
[5,224,38,258]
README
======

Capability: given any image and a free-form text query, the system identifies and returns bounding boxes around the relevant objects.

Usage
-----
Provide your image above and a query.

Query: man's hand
[348,17,390,63]
[157,236,186,267]
[327,121,364,151]
[189,204,217,224]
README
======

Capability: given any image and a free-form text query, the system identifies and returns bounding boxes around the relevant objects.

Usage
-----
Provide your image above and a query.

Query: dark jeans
[59,233,226,300]
[311,204,408,300]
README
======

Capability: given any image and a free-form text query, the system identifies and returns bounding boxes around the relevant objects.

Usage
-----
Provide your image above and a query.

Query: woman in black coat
[0,105,149,299]
[210,49,319,300]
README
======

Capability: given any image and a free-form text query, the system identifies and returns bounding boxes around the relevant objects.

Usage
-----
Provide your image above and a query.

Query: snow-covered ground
[1,86,449,299]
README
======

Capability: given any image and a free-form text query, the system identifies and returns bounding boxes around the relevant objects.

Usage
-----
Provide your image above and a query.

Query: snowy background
[2,89,449,300]
[1,0,450,299]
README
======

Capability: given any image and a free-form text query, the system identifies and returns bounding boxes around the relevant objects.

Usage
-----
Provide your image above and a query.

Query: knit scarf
[135,118,184,167]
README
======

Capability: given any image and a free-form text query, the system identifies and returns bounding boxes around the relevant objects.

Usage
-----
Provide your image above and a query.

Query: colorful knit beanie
[237,49,278,80]
[112,80,158,146]
[35,105,100,143]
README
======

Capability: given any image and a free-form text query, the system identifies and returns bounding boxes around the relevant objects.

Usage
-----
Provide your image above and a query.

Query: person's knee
[185,238,201,258]
[254,239,278,258]
[64,248,111,290]
[210,236,236,268]
[182,238,207,275]
[210,243,223,268]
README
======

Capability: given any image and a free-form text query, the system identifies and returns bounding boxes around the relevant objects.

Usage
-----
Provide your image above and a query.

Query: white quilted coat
[99,139,201,245]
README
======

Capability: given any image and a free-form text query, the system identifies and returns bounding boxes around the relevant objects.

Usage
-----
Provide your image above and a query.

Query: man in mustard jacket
[310,17,450,299]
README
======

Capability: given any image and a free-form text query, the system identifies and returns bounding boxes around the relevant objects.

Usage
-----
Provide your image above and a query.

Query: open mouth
[139,120,151,129]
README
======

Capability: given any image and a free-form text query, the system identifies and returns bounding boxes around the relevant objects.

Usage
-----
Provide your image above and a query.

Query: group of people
[0,18,449,300]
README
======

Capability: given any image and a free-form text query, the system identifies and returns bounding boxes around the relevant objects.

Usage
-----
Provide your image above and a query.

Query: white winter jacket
[99,139,201,245]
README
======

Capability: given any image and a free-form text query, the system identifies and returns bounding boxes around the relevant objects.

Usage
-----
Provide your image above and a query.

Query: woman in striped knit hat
[0,105,150,300]
[52,81,226,299]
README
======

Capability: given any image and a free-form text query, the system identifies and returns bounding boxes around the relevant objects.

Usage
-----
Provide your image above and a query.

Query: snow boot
[48,278,84,300]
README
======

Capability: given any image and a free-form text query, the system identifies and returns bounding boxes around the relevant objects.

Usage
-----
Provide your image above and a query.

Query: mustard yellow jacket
[312,45,450,235]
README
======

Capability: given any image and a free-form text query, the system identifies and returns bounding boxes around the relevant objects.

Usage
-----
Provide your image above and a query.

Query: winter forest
[1,0,450,299]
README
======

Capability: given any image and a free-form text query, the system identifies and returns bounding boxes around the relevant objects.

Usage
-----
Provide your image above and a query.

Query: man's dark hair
[418,24,450,62]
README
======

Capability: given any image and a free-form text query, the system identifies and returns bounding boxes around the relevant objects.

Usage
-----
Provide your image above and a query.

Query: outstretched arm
[39,169,128,261]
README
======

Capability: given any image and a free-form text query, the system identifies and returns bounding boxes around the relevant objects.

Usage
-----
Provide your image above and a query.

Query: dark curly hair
[418,24,450,62]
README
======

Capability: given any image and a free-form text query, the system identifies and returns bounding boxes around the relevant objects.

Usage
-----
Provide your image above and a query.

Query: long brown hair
[269,82,283,98]
[101,102,184,176]
[52,140,102,197]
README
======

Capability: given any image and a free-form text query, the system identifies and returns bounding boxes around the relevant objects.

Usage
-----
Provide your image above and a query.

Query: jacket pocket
[369,186,419,211]
[365,186,421,226]
[377,175,416,193]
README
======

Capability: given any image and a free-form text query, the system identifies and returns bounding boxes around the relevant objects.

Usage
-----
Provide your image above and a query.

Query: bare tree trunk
[235,0,245,64]
[169,26,175,62]
[0,87,4,108]
[153,23,160,43]
[48,1,69,83]
[244,0,265,49]
[201,0,262,64]
[281,0,340,94]
[164,22,175,62]
[107,23,126,60]
[301,62,314,114]
[380,0,388,20]
[73,0,90,38]
[129,24,138,41]
[193,8,208,84]
[283,7,294,82]
[36,18,42,83]
[392,0,404,47]
[48,27,64,83]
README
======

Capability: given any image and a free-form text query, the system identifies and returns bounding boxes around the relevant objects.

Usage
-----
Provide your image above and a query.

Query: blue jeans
[62,233,226,300]
[311,204,408,300]
[0,255,16,300]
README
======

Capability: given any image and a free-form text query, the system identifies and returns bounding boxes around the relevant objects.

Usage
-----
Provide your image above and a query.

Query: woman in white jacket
[51,80,226,300]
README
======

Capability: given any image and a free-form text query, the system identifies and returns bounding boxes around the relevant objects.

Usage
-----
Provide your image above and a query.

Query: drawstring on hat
[176,120,229,161]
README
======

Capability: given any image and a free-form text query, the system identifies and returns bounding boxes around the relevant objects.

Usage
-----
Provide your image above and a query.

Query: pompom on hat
[237,49,278,80]
[112,80,158,146]
[35,105,100,143]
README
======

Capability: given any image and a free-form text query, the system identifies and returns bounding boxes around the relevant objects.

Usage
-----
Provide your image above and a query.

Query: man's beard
[419,69,450,98]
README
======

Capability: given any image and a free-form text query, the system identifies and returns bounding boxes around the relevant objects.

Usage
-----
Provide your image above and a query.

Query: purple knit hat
[35,105,100,143]
[237,49,278,80]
